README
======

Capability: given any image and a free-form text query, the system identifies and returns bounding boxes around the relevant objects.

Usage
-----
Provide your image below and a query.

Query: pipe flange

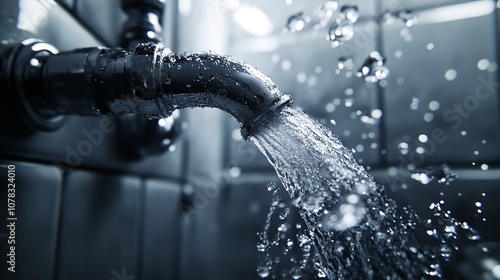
[12,39,66,131]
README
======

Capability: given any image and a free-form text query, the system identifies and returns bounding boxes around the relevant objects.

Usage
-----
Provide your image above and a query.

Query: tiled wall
[0,162,183,280]
[0,160,286,280]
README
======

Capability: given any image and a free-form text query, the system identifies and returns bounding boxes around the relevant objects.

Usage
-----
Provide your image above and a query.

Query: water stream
[250,105,469,279]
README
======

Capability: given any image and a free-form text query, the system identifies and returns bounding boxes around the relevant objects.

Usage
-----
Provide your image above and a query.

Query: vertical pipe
[374,0,388,168]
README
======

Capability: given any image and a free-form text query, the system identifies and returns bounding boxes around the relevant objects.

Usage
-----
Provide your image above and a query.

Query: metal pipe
[120,0,165,47]
[3,40,292,138]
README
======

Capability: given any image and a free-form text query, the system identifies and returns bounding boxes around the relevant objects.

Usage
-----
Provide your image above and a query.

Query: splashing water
[327,19,354,47]
[251,106,441,279]
[251,105,484,278]
[357,51,390,83]
[382,10,415,27]
[286,12,309,32]
[398,10,415,27]
[410,164,458,185]
[312,1,339,28]
[339,6,359,23]
[327,6,358,47]
[337,57,354,70]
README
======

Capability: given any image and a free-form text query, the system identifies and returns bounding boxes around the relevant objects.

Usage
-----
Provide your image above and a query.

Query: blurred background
[0,0,499,279]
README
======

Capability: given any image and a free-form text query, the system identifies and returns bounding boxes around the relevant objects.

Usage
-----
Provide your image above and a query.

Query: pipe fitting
[0,39,65,131]
[3,41,292,138]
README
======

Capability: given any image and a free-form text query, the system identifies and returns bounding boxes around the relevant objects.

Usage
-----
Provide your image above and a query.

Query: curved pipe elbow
[125,44,292,138]
[38,43,292,138]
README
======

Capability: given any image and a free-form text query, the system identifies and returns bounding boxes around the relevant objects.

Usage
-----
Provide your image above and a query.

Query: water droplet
[394,50,403,58]
[313,1,339,28]
[371,109,383,119]
[328,20,354,47]
[400,28,413,41]
[357,51,390,83]
[277,223,288,232]
[340,6,359,23]
[426,43,435,50]
[424,113,434,122]
[325,103,335,113]
[229,166,241,177]
[281,60,292,71]
[444,225,456,234]
[302,194,325,213]
[355,182,369,194]
[297,72,307,83]
[411,164,457,185]
[301,243,311,252]
[440,244,452,259]
[267,182,277,192]
[286,12,308,32]
[467,228,481,240]
[257,264,271,278]
[30,58,41,67]
[493,265,500,278]
[445,69,457,81]
[416,147,425,154]
[481,164,489,171]
[398,10,415,27]
[461,130,467,136]
[337,57,354,70]
[411,172,432,185]
[429,101,440,111]
[290,266,303,279]
[298,234,310,246]
[257,240,269,252]
[477,59,490,71]
[279,208,290,220]
[418,134,428,143]
[398,142,409,155]
[321,193,366,231]
[317,268,327,278]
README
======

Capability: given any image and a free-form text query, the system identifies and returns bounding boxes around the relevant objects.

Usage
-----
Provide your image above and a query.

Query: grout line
[135,178,146,280]
[51,170,67,280]
[374,0,388,166]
